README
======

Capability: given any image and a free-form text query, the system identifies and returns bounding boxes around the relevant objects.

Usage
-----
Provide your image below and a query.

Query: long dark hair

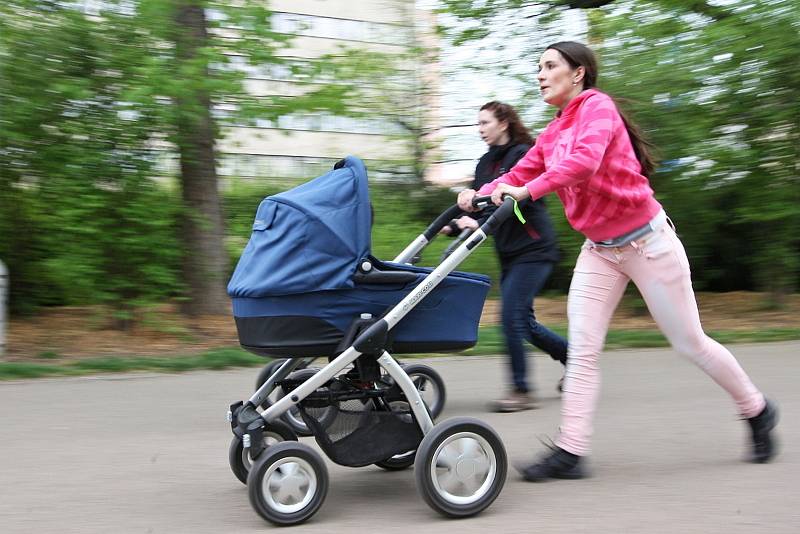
[546,41,657,177]
[480,101,535,146]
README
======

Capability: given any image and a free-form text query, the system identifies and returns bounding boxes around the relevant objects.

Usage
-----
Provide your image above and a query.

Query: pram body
[227,156,490,357]
[226,157,513,525]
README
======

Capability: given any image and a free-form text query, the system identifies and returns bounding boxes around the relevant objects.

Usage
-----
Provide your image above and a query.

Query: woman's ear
[574,66,586,86]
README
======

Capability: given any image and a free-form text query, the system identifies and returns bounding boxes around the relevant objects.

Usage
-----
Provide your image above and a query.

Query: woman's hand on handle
[457,188,478,212]
[455,216,479,231]
[490,183,530,206]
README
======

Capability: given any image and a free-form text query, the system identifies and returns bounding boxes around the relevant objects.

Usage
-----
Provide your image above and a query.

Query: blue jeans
[500,260,568,393]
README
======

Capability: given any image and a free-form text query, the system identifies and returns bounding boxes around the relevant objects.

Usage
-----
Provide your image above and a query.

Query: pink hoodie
[478,89,662,242]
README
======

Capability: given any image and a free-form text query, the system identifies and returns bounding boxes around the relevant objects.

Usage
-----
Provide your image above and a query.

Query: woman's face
[478,109,509,147]
[537,48,583,109]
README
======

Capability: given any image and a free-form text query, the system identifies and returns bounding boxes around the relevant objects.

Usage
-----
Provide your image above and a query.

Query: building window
[269,12,409,45]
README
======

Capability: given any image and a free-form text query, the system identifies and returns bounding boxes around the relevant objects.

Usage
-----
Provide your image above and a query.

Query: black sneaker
[519,445,586,482]
[747,399,779,463]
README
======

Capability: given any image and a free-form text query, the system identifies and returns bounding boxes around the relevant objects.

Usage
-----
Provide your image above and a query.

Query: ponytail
[614,100,657,178]
[546,41,658,177]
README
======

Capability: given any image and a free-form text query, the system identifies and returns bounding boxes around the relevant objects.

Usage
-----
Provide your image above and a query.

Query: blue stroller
[226,156,516,525]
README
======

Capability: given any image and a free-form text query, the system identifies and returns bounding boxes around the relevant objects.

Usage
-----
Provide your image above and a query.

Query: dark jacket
[472,143,560,265]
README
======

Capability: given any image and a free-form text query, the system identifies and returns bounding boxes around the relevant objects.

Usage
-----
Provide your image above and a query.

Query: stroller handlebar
[420,194,510,241]
[394,195,519,265]
[471,195,493,210]
[480,195,517,236]
[439,227,473,263]
[422,204,465,241]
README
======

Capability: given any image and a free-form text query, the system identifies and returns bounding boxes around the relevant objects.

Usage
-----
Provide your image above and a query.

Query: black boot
[747,399,778,463]
[519,445,586,482]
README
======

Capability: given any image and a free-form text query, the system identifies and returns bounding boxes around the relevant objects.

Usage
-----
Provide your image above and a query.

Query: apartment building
[216,0,425,183]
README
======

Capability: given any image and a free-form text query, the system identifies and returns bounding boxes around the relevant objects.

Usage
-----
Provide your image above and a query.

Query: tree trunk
[174,2,228,315]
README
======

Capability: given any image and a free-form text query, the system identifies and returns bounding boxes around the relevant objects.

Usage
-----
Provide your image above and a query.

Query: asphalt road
[1,342,798,533]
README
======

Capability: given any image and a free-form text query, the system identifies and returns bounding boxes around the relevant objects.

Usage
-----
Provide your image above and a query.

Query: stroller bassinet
[227,156,490,357]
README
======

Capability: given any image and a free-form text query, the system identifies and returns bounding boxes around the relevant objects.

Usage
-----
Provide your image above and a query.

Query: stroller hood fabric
[227,156,372,297]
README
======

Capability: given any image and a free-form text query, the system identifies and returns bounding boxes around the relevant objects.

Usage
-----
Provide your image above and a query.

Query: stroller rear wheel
[402,363,446,420]
[414,417,507,518]
[373,399,419,471]
[248,441,329,526]
[261,368,337,437]
[228,420,296,485]
[382,363,445,420]
[254,359,287,394]
[375,449,416,471]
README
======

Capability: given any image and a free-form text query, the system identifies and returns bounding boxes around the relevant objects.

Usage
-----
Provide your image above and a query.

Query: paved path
[1,342,798,533]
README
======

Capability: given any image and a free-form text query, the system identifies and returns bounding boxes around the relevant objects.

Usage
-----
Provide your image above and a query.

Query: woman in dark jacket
[444,101,568,411]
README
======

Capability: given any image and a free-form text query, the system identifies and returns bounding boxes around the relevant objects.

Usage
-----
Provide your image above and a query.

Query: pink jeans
[557,214,765,456]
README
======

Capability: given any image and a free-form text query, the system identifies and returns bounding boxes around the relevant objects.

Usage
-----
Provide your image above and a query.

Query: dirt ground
[4,292,799,362]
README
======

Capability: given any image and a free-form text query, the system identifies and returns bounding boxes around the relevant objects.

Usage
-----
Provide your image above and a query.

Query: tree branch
[558,0,731,20]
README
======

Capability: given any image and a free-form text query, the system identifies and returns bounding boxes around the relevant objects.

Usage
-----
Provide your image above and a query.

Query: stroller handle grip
[480,195,518,236]
[421,194,516,241]
[421,195,496,241]
[396,195,516,265]
[472,195,493,209]
[422,204,465,241]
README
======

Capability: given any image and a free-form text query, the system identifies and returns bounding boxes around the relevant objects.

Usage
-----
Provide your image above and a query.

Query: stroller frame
[246,201,471,422]
[228,194,515,525]
[247,200,476,432]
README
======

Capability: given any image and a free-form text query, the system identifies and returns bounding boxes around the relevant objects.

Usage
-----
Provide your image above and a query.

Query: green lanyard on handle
[513,199,526,224]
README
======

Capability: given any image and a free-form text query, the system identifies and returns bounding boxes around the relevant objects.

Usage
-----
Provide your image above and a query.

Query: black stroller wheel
[261,368,337,437]
[415,417,507,518]
[400,363,446,420]
[228,419,297,485]
[375,449,416,471]
[248,441,329,526]
[374,399,419,471]
[254,359,286,396]
[254,358,316,400]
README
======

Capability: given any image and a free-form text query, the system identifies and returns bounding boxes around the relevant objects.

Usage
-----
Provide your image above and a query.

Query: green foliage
[437,0,800,296]
[1,1,420,316]
[0,2,183,314]
[2,0,798,321]
[591,0,800,295]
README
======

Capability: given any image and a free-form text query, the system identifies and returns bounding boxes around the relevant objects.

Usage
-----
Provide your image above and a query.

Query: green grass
[460,325,800,354]
[0,348,264,380]
[1,327,798,381]
[461,325,673,354]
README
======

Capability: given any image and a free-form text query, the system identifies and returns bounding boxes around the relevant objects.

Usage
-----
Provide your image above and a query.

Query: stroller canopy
[228,156,372,297]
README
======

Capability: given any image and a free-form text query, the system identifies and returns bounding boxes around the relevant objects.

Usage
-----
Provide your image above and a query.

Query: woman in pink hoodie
[458,41,778,481]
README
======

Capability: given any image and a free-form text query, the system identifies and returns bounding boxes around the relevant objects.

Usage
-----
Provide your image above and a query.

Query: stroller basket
[286,377,423,467]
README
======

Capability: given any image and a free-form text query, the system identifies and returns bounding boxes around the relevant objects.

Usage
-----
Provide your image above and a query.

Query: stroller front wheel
[248,441,329,526]
[228,420,297,485]
[414,417,507,518]
[374,449,416,471]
